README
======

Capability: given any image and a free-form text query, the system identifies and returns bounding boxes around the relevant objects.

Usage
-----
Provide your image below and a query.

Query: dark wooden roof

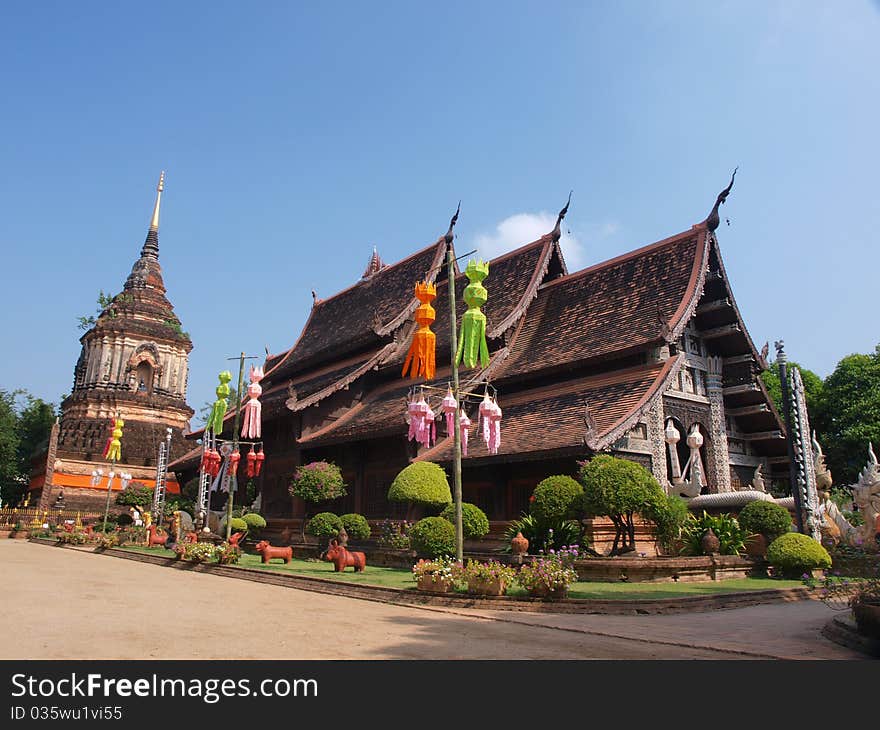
[264,238,447,378]
[500,228,707,382]
[415,358,681,464]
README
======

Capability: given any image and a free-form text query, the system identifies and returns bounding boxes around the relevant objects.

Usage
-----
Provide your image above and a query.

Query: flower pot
[467,577,507,596]
[851,598,880,639]
[511,531,529,556]
[417,575,453,593]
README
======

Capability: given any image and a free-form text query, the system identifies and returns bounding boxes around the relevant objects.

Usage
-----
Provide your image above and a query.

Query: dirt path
[1,541,860,660]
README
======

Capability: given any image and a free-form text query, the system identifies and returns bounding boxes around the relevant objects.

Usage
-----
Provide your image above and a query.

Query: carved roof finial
[362,246,386,278]
[311,289,318,305]
[551,191,572,241]
[444,201,461,246]
[705,168,736,232]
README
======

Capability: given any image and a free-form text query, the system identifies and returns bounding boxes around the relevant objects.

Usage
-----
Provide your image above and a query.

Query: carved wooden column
[646,400,668,490]
[705,356,732,492]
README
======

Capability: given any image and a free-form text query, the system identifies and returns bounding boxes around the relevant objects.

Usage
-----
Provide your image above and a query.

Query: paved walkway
[1,541,862,660]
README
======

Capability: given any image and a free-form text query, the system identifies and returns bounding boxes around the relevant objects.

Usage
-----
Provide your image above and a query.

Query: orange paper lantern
[402,281,437,380]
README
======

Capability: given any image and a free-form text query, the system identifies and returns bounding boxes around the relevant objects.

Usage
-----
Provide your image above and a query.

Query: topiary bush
[306,512,343,539]
[767,532,832,577]
[409,516,456,558]
[388,462,452,511]
[737,500,792,542]
[229,517,249,534]
[242,513,267,532]
[530,475,584,524]
[340,513,371,541]
[440,502,490,540]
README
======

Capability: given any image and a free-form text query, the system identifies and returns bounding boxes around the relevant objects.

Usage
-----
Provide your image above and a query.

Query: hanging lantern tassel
[441,387,457,435]
[246,447,257,478]
[255,447,265,476]
[488,398,502,455]
[241,366,264,439]
[479,392,494,449]
[455,260,490,370]
[207,371,233,434]
[106,418,124,462]
[424,409,436,448]
[402,281,437,380]
[228,448,241,477]
[101,417,115,459]
[459,412,471,457]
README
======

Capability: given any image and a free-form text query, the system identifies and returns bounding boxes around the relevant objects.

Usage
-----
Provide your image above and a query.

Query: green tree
[579,454,667,556]
[289,461,347,541]
[814,346,880,484]
[759,360,824,424]
[0,390,56,508]
[0,390,21,506]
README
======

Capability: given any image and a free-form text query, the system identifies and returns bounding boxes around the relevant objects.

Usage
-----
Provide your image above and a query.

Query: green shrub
[647,494,691,551]
[680,511,750,556]
[340,513,371,541]
[737,500,792,541]
[501,512,583,553]
[767,533,832,575]
[115,484,153,507]
[531,475,583,524]
[229,517,249,534]
[388,462,452,509]
[242,513,267,532]
[440,502,490,540]
[409,516,456,558]
[306,512,343,538]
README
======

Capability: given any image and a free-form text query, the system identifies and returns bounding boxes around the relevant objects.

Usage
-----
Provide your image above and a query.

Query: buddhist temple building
[30,173,193,512]
[171,180,788,535]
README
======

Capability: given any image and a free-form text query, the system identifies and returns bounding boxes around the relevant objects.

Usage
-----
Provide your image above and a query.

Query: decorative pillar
[646,400,668,489]
[705,355,732,493]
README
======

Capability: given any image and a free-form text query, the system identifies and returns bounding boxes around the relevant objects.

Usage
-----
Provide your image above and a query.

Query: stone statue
[852,444,880,550]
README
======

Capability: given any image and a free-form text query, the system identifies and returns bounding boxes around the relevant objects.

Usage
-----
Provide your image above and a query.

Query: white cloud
[471,212,619,272]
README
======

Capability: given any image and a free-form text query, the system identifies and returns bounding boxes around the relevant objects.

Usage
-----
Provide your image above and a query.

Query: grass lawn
[114,546,804,599]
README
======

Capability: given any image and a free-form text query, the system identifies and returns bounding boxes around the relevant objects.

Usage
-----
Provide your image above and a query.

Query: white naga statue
[814,436,880,550]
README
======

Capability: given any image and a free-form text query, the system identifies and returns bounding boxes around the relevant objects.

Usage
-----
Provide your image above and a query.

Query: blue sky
[2,2,878,420]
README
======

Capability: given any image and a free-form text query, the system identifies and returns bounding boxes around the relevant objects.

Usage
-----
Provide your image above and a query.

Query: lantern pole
[444,204,464,562]
[225,352,259,540]
[101,410,121,532]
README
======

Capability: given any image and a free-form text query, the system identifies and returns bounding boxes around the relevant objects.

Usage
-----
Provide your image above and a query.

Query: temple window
[136,362,153,395]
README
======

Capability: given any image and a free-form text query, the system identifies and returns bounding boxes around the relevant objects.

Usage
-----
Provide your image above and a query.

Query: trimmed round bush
[229,517,249,534]
[531,475,584,523]
[409,516,456,558]
[242,513,267,531]
[440,502,490,540]
[388,462,452,508]
[340,513,371,541]
[737,500,792,541]
[306,512,343,538]
[766,533,832,576]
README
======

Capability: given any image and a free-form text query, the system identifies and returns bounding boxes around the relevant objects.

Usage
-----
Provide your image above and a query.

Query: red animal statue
[254,540,292,564]
[147,524,169,547]
[184,531,199,544]
[324,539,366,572]
[227,531,246,548]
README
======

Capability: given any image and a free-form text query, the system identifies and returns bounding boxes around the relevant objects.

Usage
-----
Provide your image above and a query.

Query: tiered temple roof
[177,192,786,490]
